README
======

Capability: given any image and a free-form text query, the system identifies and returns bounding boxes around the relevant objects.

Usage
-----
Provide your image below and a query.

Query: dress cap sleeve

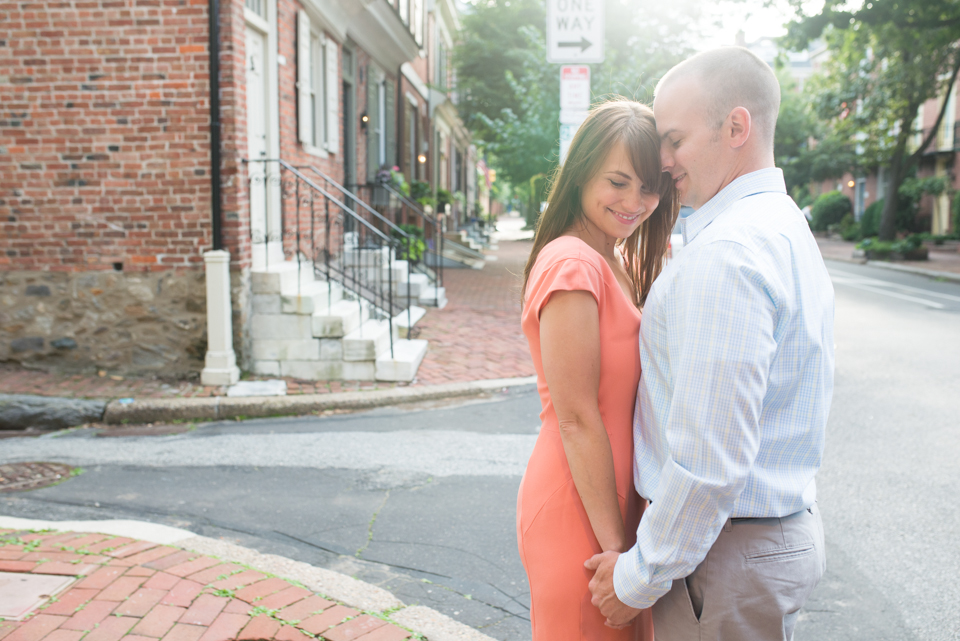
[523,240,605,322]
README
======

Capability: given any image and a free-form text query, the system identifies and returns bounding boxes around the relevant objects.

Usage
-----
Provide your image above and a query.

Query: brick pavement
[816,236,960,274]
[0,241,535,400]
[0,529,413,641]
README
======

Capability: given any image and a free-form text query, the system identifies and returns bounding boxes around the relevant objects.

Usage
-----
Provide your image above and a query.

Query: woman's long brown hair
[522,99,679,308]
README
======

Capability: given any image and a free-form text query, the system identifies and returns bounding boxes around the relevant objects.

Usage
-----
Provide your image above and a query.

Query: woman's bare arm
[540,289,626,553]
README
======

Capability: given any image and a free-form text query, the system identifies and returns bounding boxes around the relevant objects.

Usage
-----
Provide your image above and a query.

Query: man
[586,47,835,640]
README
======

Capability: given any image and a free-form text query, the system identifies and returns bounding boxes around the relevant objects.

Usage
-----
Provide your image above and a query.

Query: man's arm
[613,241,781,607]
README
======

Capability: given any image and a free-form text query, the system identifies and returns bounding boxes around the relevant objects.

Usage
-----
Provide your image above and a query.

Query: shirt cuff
[613,544,672,608]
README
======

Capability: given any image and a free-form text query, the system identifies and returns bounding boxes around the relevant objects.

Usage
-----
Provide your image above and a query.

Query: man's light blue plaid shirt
[613,168,835,607]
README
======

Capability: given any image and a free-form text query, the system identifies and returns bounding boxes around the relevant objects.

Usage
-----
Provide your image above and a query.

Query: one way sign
[546,0,604,64]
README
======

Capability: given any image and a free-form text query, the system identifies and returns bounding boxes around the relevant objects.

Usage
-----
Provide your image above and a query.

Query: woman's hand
[540,289,626,556]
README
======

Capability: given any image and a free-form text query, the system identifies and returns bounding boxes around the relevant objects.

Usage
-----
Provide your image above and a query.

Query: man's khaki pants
[652,503,826,641]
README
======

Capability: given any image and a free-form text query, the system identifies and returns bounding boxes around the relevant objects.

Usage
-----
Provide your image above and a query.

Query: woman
[518,100,678,639]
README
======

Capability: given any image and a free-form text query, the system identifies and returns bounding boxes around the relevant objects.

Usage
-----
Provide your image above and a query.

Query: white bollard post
[200,250,241,386]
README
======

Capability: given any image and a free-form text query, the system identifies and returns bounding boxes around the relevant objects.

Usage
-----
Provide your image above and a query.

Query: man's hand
[585,551,642,628]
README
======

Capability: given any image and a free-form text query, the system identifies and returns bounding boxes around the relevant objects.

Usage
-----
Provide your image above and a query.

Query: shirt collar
[681,168,787,245]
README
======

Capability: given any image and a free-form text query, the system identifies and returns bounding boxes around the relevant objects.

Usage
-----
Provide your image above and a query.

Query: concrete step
[343,319,398,362]
[383,259,408,283]
[342,246,391,268]
[419,286,447,309]
[251,260,315,294]
[251,313,314,340]
[375,339,428,382]
[396,273,430,298]
[312,299,368,338]
[394,305,426,339]
[281,280,343,315]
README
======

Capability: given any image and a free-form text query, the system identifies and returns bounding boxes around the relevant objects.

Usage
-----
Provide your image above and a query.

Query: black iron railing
[245,158,418,357]
[374,181,444,308]
[303,167,443,310]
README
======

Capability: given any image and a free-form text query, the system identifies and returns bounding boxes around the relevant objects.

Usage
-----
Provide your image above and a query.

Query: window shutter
[366,67,380,180]
[296,10,312,146]
[324,38,339,154]
[385,79,396,168]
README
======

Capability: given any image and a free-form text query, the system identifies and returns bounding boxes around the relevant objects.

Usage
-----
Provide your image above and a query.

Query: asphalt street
[2,259,958,640]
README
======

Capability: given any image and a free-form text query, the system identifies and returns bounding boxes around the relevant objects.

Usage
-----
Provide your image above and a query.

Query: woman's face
[579,140,660,241]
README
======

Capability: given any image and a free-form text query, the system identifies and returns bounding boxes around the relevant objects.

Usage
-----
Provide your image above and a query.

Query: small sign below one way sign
[547,0,604,64]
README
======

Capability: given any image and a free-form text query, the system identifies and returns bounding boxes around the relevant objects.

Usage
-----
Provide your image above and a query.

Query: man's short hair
[656,47,781,144]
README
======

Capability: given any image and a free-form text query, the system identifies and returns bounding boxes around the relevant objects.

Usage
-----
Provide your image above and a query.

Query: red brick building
[0,0,478,380]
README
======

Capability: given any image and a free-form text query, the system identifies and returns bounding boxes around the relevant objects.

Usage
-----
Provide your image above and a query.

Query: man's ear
[726,106,751,149]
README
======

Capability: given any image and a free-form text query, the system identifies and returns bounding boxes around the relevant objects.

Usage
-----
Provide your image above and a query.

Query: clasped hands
[584,550,643,629]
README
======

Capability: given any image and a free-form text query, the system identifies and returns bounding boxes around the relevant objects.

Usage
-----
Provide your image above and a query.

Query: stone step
[312,299,368,338]
[251,260,315,294]
[342,319,398,362]
[383,259,408,284]
[393,305,426,339]
[342,246,391,268]
[251,313,314,341]
[281,280,343,315]
[375,339,429,382]
[396,272,430,298]
[419,286,447,309]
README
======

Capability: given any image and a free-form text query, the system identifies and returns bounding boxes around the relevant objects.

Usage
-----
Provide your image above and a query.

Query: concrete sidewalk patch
[0,515,499,641]
[103,376,537,425]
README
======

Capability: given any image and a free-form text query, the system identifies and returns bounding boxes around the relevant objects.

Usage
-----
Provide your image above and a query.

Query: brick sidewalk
[0,529,412,641]
[0,242,534,400]
[816,236,960,274]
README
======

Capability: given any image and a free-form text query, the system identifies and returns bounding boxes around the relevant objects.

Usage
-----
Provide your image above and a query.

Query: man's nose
[659,146,673,169]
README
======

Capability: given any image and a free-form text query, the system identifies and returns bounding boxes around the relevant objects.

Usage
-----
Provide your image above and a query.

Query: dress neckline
[554,235,642,317]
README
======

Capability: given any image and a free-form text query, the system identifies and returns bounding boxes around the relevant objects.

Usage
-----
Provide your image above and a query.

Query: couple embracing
[517,47,835,640]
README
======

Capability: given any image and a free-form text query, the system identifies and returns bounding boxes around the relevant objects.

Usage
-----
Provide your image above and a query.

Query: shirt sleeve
[526,255,604,321]
[613,240,781,607]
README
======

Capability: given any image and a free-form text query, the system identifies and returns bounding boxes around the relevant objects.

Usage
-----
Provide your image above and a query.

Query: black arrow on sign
[558,37,592,52]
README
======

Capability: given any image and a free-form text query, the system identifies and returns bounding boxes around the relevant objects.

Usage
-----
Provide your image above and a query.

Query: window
[398,0,409,25]
[378,79,387,165]
[436,41,447,92]
[245,0,265,19]
[297,10,339,154]
[308,33,324,149]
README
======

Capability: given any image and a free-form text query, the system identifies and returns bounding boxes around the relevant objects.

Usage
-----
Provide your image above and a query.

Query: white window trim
[298,10,339,157]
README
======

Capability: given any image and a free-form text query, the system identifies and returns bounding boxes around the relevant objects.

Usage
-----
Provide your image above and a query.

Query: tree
[786,0,960,240]
[454,0,703,190]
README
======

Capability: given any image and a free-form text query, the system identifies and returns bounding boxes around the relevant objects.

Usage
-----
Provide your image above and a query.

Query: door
[246,26,269,270]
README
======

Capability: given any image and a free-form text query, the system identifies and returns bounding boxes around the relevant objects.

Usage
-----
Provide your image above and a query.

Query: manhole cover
[0,462,75,492]
[0,571,76,620]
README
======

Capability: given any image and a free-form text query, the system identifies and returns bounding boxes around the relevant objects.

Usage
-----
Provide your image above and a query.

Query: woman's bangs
[625,125,664,194]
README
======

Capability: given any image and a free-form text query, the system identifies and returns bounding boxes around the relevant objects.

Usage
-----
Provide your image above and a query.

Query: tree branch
[910,48,960,162]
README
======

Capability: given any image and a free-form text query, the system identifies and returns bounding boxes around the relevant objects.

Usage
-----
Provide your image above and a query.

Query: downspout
[208,0,223,250]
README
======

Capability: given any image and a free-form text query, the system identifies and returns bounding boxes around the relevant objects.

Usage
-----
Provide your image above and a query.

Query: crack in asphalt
[356,490,390,559]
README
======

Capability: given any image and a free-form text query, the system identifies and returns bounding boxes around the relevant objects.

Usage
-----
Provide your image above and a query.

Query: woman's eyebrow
[606,170,633,180]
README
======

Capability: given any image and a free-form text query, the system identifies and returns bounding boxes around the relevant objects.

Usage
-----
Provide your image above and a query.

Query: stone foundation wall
[0,269,208,377]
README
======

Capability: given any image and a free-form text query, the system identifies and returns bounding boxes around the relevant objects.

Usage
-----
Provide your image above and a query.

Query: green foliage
[436,188,453,213]
[408,180,433,207]
[456,0,701,188]
[786,0,960,240]
[811,191,852,231]
[837,214,859,241]
[392,224,426,263]
[954,193,960,237]
[860,199,884,238]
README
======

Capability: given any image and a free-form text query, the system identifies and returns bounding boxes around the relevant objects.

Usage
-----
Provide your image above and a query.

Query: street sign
[560,65,590,111]
[559,110,588,164]
[546,0,604,64]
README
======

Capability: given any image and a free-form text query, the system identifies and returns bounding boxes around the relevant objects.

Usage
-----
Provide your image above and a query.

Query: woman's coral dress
[518,236,652,640]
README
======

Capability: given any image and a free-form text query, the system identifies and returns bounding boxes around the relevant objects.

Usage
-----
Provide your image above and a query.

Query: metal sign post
[546,0,605,64]
[559,65,590,164]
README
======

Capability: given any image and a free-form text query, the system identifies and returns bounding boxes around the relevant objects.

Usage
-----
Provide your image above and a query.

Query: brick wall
[0,0,217,272]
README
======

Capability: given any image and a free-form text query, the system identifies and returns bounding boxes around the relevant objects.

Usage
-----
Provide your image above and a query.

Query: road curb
[102,375,538,424]
[0,515,498,641]
[822,255,960,282]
